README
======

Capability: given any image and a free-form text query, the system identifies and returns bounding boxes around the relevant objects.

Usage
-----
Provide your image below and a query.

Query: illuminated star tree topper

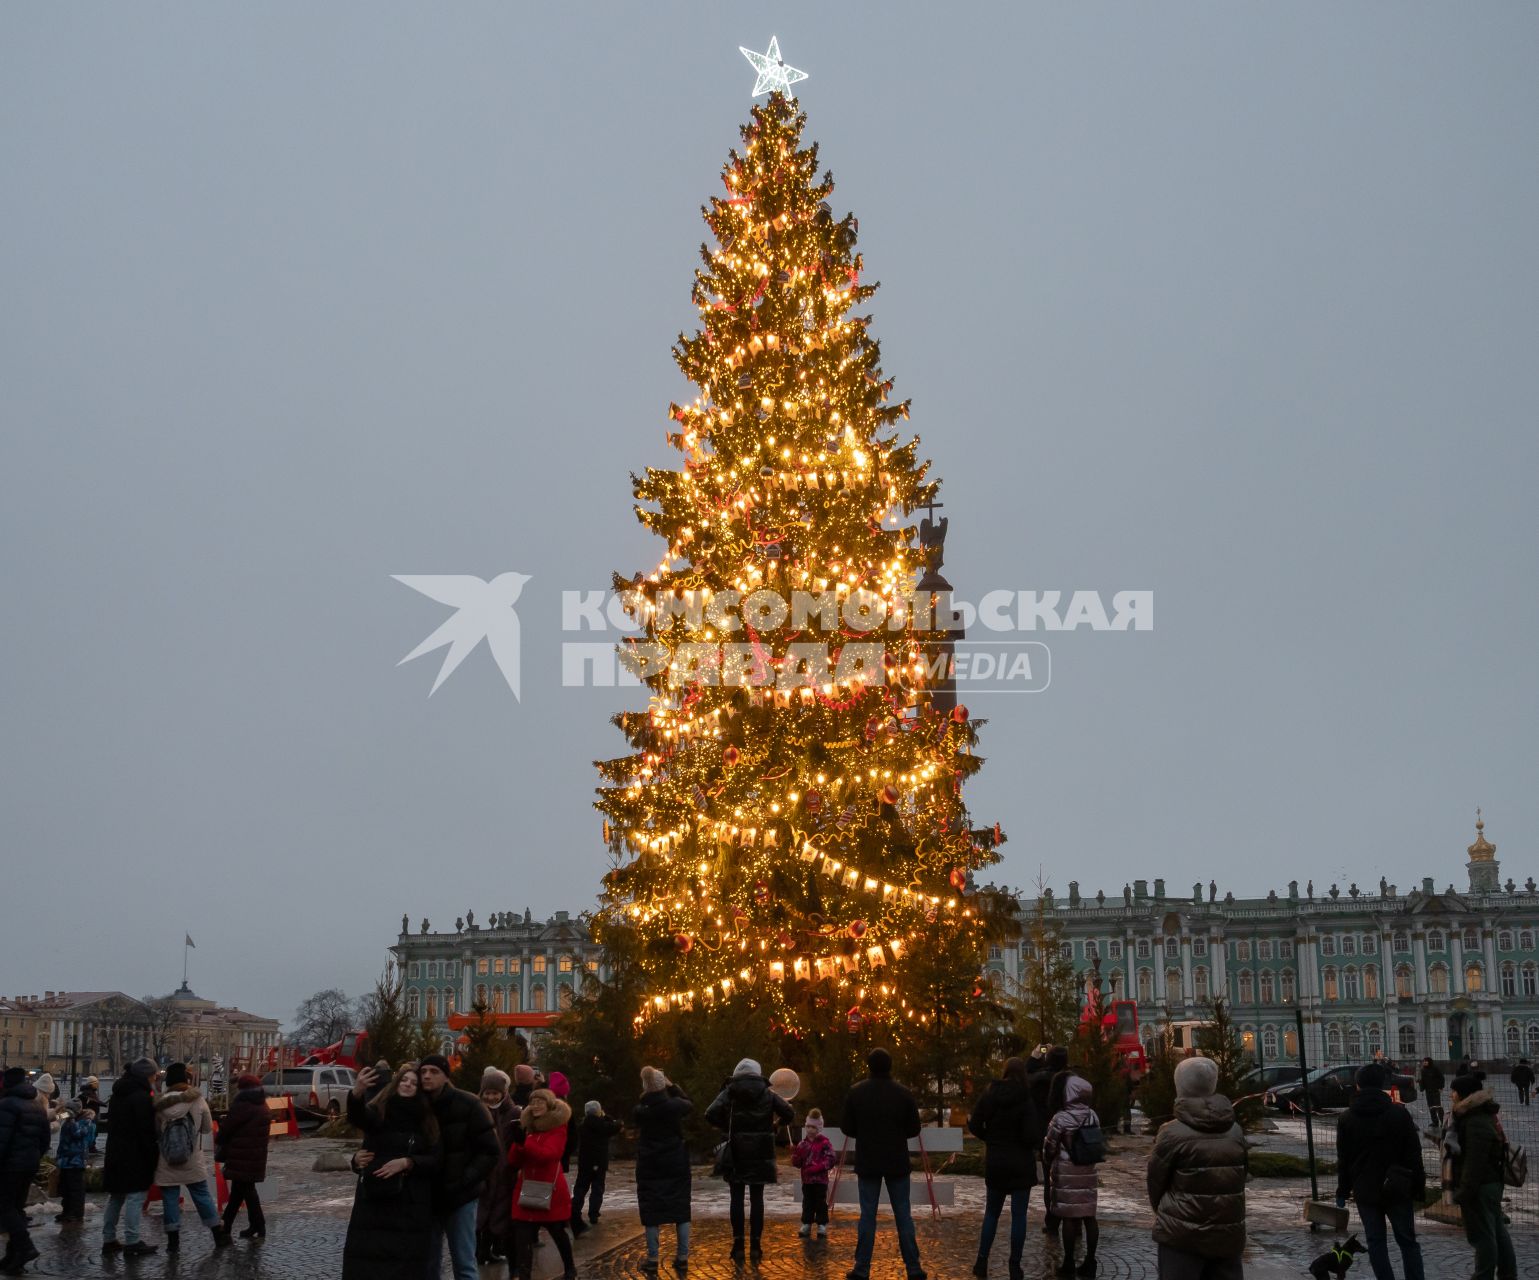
[739,36,808,98]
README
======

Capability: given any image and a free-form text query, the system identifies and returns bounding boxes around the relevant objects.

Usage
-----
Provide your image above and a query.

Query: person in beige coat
[153,1063,232,1252]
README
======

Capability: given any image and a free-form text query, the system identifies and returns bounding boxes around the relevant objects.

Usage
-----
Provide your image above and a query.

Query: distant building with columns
[391,908,608,1057]
[986,814,1538,1067]
[0,987,279,1082]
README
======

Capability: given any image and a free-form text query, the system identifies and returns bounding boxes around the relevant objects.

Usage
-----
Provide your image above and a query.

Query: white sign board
[820,1126,962,1208]
[820,1126,964,1154]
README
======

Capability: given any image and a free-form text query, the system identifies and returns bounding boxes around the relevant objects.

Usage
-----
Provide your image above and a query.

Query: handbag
[711,1101,736,1179]
[1502,1142,1527,1188]
[518,1178,556,1211]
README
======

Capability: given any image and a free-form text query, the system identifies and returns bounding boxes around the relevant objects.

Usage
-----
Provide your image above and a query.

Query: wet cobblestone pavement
[11,1137,1538,1277]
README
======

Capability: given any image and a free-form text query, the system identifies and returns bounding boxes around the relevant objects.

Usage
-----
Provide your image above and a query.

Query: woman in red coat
[508,1088,576,1280]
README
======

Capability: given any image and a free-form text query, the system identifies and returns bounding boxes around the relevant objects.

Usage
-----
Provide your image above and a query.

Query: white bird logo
[392,573,531,699]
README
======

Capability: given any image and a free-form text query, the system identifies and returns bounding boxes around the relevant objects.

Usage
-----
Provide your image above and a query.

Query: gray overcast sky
[3,4,1536,1029]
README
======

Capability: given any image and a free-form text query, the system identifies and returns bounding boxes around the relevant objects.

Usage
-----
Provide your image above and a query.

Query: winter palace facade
[986,815,1539,1067]
[392,908,608,1054]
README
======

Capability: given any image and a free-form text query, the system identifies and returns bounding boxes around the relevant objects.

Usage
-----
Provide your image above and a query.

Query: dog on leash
[1308,1236,1365,1279]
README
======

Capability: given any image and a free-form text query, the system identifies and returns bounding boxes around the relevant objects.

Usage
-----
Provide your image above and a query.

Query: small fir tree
[1196,997,1263,1130]
[1137,1029,1181,1134]
[544,926,658,1120]
[409,1018,443,1064]
[361,968,414,1070]
[451,1000,526,1092]
[1010,878,1080,1049]
[903,903,1015,1119]
[1070,974,1129,1134]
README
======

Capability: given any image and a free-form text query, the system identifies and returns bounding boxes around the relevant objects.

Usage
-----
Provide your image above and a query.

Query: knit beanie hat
[2,1067,26,1089]
[549,1070,571,1098]
[85,1076,99,1088]
[1451,1073,1483,1099]
[163,1063,189,1089]
[481,1067,512,1094]
[585,1100,603,1116]
[129,1057,158,1080]
[33,1072,55,1095]
[514,1063,536,1085]
[733,1058,762,1078]
[1356,1063,1388,1090]
[641,1065,669,1093]
[62,1100,82,1116]
[1174,1056,1219,1099]
[236,1073,263,1090]
[803,1107,824,1133]
[419,1053,452,1076]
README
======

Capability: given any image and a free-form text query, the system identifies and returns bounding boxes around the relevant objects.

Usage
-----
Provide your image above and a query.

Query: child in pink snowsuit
[791,1108,837,1238]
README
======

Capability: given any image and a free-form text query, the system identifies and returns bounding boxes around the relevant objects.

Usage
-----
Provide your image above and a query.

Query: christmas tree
[595,89,1012,1045]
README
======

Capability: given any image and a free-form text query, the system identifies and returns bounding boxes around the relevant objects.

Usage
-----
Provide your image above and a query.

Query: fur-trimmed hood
[522,1089,571,1133]
[155,1085,204,1115]
[1452,1088,1497,1117]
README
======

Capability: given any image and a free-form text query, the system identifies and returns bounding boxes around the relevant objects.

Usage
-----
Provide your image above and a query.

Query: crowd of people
[0,1044,1531,1278]
[0,1058,268,1274]
[959,1045,1246,1280]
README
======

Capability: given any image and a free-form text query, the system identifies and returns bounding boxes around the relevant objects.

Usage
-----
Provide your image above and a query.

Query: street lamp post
[1253,931,1264,1075]
[1293,1005,1320,1210]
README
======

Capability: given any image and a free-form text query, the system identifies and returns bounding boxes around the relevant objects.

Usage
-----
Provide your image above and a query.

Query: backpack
[1068,1117,1106,1166]
[1503,1141,1528,1188]
[159,1109,199,1167]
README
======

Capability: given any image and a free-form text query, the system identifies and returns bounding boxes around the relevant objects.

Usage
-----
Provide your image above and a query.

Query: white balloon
[769,1067,800,1100]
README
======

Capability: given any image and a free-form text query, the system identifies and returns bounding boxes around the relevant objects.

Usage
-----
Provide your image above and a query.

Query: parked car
[1266,1063,1415,1111]
[1239,1065,1306,1095]
[261,1065,356,1118]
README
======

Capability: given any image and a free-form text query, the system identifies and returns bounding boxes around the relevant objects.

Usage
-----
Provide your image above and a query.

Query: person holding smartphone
[342,1065,443,1280]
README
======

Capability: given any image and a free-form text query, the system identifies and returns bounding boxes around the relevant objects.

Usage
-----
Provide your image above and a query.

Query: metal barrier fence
[1253,1046,1536,1226]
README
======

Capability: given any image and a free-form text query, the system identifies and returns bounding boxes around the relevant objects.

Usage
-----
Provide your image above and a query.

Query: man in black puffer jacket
[968,1057,1042,1280]
[417,1054,499,1280]
[1335,1064,1425,1280]
[1,1067,52,1272]
[1148,1057,1247,1279]
[706,1058,793,1263]
[842,1048,925,1280]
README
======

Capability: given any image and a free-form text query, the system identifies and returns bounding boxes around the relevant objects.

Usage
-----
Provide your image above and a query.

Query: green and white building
[987,815,1539,1066]
[391,908,607,1055]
